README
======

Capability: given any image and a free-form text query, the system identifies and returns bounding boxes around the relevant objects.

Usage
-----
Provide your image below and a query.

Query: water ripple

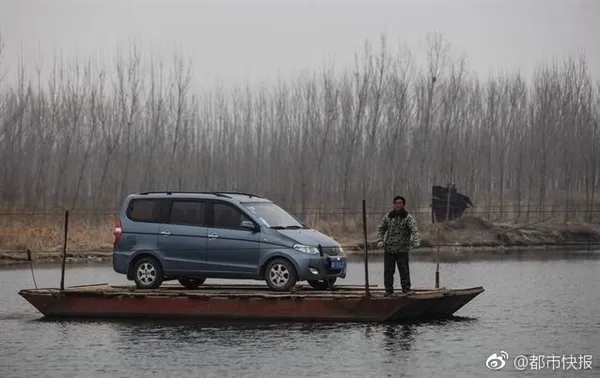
[1,257,599,378]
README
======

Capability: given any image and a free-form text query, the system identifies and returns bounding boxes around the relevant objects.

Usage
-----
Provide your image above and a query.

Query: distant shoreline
[2,243,599,268]
[2,214,600,267]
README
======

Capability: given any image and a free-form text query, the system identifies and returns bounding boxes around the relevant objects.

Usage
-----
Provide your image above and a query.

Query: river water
[1,253,599,378]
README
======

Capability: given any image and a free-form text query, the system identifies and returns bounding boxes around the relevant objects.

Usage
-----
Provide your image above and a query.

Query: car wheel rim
[137,262,156,285]
[269,263,289,287]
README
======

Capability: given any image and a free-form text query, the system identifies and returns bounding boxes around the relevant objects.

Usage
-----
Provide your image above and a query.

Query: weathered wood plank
[46,283,484,301]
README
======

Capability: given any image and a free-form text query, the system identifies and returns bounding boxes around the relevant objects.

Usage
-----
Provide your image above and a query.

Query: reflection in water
[2,257,599,378]
[382,324,415,352]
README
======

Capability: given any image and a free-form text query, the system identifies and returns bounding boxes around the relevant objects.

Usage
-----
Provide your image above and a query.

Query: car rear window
[126,199,161,222]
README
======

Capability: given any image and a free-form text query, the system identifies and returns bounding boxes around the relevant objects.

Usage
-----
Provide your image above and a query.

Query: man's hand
[413,242,421,248]
[376,241,384,248]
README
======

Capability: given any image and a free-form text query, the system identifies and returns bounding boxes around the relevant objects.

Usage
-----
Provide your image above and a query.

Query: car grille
[321,247,342,256]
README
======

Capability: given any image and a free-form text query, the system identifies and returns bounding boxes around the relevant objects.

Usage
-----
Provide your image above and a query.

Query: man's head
[393,196,406,211]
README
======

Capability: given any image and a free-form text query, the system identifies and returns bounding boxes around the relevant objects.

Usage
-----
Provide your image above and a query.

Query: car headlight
[338,247,346,257]
[293,244,320,255]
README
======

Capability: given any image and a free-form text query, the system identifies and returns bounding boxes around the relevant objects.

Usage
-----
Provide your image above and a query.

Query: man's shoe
[384,291,393,297]
[402,287,412,294]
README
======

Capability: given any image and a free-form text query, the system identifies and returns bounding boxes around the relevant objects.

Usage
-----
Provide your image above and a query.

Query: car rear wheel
[178,278,206,290]
[265,258,297,291]
[307,278,337,290]
[133,256,164,290]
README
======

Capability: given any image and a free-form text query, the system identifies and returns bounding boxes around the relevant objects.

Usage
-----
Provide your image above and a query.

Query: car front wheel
[178,278,206,290]
[307,278,337,290]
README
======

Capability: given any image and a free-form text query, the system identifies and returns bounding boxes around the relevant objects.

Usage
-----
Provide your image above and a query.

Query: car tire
[133,256,164,290]
[265,258,298,291]
[307,278,337,290]
[178,278,206,290]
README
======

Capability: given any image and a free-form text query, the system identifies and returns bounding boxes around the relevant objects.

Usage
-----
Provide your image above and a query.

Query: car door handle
[208,232,219,239]
[160,230,171,235]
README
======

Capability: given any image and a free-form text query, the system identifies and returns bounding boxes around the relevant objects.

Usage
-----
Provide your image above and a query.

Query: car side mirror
[240,220,258,232]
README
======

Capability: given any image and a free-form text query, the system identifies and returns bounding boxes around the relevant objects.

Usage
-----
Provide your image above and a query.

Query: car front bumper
[297,255,347,280]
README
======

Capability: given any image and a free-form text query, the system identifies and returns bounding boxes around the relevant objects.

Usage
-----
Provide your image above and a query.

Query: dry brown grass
[0,212,114,253]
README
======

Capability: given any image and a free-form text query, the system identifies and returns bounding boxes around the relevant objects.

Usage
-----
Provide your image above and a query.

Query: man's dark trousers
[383,250,410,293]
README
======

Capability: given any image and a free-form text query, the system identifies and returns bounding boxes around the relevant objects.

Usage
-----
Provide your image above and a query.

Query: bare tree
[0,32,598,233]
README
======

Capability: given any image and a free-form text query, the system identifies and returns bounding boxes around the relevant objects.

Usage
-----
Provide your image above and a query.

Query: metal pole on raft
[437,182,451,289]
[362,199,370,298]
[27,249,38,289]
[435,227,440,289]
[60,210,69,291]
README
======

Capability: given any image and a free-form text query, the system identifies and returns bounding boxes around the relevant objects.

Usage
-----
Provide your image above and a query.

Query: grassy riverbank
[1,215,600,266]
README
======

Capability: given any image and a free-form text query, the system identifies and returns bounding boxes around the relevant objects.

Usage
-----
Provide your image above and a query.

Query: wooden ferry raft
[19,283,484,323]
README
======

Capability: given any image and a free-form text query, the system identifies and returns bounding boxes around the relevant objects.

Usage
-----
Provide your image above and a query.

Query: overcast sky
[1,0,598,89]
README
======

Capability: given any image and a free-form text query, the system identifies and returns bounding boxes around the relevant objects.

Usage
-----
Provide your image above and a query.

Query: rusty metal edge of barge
[18,284,485,323]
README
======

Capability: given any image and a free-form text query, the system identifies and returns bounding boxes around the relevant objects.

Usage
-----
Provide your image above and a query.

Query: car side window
[213,202,251,230]
[169,201,207,227]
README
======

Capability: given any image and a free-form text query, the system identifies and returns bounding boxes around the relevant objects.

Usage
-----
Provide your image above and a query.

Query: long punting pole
[60,210,69,291]
[362,199,370,297]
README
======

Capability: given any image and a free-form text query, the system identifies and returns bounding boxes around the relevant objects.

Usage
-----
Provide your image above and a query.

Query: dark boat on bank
[431,184,474,222]
[19,283,484,323]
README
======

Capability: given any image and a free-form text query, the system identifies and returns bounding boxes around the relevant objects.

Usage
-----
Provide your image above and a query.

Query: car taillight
[114,217,122,247]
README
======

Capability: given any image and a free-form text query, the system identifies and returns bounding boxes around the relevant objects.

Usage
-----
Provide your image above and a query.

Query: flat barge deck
[19,284,484,323]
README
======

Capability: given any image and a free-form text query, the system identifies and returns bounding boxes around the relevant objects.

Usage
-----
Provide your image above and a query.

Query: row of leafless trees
[0,33,598,223]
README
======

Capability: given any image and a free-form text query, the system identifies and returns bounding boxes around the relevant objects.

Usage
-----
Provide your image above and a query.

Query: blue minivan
[112,191,347,291]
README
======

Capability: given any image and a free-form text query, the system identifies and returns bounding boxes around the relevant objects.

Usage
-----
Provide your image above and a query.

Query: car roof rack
[137,191,231,198]
[217,191,262,198]
[137,191,261,199]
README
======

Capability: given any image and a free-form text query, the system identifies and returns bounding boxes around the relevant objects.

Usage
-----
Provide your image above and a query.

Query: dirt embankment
[337,216,600,253]
[0,250,113,266]
[1,215,600,266]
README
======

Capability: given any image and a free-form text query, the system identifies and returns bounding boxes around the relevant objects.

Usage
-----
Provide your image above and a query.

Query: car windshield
[240,202,307,229]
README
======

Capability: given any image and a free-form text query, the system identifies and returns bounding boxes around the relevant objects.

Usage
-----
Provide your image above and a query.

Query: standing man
[376,195,421,296]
